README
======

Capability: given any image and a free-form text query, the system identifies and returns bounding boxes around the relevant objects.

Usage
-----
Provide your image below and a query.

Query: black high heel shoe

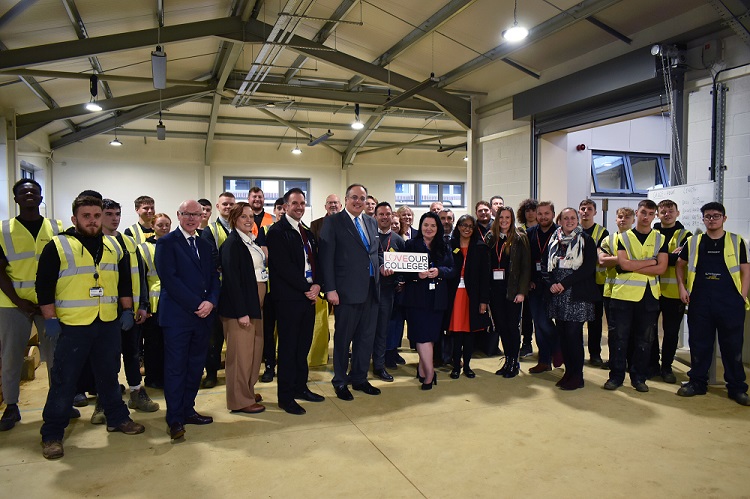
[421,373,437,390]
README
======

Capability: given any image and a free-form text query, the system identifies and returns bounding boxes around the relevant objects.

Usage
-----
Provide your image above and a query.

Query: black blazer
[401,238,456,311]
[266,216,320,301]
[541,232,601,303]
[446,237,492,331]
[319,211,380,304]
[218,231,263,319]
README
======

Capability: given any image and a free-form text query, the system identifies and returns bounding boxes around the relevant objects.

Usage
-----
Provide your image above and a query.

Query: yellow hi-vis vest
[207,220,229,252]
[611,229,664,302]
[0,218,62,307]
[53,234,123,325]
[658,228,689,299]
[685,232,750,311]
[137,241,160,313]
[590,224,608,285]
[118,234,142,312]
[600,232,622,299]
[128,223,148,244]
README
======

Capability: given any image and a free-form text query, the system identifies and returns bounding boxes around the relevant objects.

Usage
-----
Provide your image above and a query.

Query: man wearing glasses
[320,184,382,400]
[155,200,220,439]
[310,194,341,240]
[676,202,750,405]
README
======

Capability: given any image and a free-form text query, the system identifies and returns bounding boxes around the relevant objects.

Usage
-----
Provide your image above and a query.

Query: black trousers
[586,285,604,358]
[204,316,224,378]
[652,296,685,372]
[262,292,278,369]
[451,332,475,369]
[490,294,522,361]
[608,297,658,385]
[276,298,316,404]
[558,320,584,379]
[142,314,164,387]
[521,301,533,347]
[373,289,395,370]
[121,325,142,387]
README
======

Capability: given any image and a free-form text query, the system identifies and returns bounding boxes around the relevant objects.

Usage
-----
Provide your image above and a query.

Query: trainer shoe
[519,343,533,359]
[72,393,88,407]
[90,402,106,425]
[128,387,160,412]
[632,381,649,393]
[106,420,146,434]
[603,380,621,391]
[661,369,677,384]
[42,440,64,460]
[0,404,21,431]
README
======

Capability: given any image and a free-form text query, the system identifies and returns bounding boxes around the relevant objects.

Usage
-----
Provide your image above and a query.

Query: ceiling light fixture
[463,155,468,162]
[351,103,365,130]
[308,130,334,146]
[109,136,122,146]
[85,74,102,112]
[292,133,302,155]
[151,45,167,89]
[503,0,528,42]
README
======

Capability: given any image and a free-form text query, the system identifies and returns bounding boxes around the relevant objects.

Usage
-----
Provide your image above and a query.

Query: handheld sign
[383,252,429,272]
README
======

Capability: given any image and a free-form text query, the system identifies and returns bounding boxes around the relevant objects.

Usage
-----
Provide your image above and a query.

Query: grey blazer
[319,210,380,304]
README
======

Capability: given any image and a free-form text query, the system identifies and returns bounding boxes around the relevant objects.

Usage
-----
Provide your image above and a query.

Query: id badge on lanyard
[493,269,505,280]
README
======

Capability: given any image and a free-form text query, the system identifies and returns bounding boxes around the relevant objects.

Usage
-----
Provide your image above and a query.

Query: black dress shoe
[201,377,217,389]
[464,368,476,378]
[294,388,325,402]
[260,367,275,383]
[334,385,354,401]
[450,369,460,379]
[184,412,213,425]
[395,352,406,365]
[279,400,306,415]
[168,422,186,440]
[353,382,381,395]
[373,368,394,382]
[729,392,750,406]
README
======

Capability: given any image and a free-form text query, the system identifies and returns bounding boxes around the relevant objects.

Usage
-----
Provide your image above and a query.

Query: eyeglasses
[458,224,475,230]
[703,214,724,221]
[179,212,202,218]
[349,196,367,202]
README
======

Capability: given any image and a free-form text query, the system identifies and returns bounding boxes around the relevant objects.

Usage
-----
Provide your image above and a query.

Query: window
[223,177,310,206]
[20,160,35,180]
[591,151,668,195]
[395,181,465,207]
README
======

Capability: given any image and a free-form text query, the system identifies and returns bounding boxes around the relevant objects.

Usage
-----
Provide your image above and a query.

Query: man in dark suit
[156,200,220,439]
[319,184,382,400]
[309,193,341,241]
[265,188,325,415]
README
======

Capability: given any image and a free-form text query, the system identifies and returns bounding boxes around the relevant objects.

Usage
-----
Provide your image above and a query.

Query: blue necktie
[188,236,199,259]
[354,217,373,276]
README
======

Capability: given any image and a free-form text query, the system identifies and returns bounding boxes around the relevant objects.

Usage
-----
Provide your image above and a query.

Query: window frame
[394,180,465,208]
[591,150,669,196]
[223,176,311,207]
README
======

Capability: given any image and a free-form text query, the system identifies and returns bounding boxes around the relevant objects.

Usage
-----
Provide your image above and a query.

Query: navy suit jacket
[155,228,220,329]
[319,210,380,304]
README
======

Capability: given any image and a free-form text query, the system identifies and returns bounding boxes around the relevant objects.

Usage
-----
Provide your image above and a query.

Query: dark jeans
[386,304,405,351]
[263,292,277,369]
[121,324,142,387]
[608,298,658,385]
[558,320,585,379]
[652,297,685,372]
[490,295,522,361]
[41,319,130,441]
[521,301,533,347]
[452,332,475,370]
[373,290,395,370]
[204,316,224,379]
[529,289,557,364]
[586,285,604,358]
[686,290,748,394]
[142,314,164,387]
[276,298,315,404]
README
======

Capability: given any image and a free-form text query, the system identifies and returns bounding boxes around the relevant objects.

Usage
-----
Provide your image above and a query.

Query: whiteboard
[648,182,716,234]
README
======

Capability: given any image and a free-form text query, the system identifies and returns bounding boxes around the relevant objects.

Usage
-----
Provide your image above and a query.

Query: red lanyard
[494,240,507,269]
[537,229,553,255]
[381,233,392,252]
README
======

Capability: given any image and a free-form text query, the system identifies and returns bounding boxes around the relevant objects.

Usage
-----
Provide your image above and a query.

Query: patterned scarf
[547,225,585,271]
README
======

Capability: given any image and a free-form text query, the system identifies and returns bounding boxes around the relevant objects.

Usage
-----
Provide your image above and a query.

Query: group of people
[0,178,748,461]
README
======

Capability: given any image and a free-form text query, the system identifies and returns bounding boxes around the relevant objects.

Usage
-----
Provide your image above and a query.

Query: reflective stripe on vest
[118,234,142,311]
[251,212,275,237]
[138,241,161,313]
[611,229,663,302]
[659,228,689,299]
[0,218,62,307]
[208,221,229,252]
[129,223,145,244]
[602,232,620,298]
[686,232,749,310]
[53,235,122,325]
[591,224,607,285]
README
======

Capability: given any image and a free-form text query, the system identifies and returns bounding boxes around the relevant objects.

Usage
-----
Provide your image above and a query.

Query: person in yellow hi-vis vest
[200,191,235,389]
[123,195,155,244]
[604,200,668,393]
[675,202,750,406]
[578,199,609,367]
[652,199,691,384]
[38,195,145,460]
[597,207,634,370]
[0,179,67,432]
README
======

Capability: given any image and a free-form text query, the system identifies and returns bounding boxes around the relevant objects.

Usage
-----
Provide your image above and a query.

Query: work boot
[91,401,106,425]
[42,440,64,460]
[128,387,160,412]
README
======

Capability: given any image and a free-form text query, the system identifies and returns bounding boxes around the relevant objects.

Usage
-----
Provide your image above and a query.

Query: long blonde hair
[490,206,520,254]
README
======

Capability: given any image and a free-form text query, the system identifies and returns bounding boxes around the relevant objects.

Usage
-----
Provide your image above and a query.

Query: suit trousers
[276,297,316,404]
[221,285,264,410]
[41,319,129,441]
[142,314,164,387]
[163,322,212,425]
[372,288,395,370]
[262,291,278,369]
[0,308,51,404]
[332,279,378,387]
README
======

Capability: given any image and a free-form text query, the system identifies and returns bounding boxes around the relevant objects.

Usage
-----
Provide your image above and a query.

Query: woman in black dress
[402,212,455,389]
[542,208,600,390]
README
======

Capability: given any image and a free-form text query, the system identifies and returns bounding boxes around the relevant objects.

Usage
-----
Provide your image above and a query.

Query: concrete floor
[1,342,749,498]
